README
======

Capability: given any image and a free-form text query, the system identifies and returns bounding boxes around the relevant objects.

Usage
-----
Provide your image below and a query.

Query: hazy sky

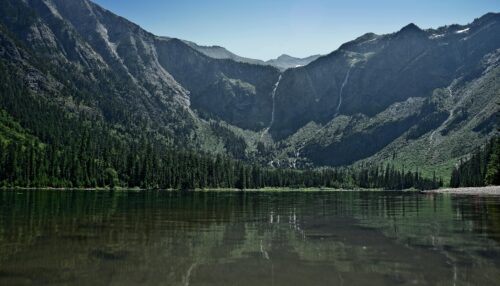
[92,0,499,60]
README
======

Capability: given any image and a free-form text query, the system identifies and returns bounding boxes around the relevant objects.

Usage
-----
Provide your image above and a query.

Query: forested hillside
[450,137,500,187]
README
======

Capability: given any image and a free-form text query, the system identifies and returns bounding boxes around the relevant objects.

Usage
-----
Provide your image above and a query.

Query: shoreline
[2,186,499,194]
[0,187,397,192]
[425,186,500,195]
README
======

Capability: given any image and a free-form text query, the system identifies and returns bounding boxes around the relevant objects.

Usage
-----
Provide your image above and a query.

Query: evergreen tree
[485,138,500,185]
[450,137,500,187]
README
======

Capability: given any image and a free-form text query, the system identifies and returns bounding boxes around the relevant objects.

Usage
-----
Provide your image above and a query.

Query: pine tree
[485,138,500,185]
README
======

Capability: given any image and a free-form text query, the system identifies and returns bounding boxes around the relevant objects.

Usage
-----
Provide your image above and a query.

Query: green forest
[450,137,500,187]
[0,112,442,190]
[0,101,442,190]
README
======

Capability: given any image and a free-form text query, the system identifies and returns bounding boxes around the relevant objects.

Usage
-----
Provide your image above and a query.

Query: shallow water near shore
[1,190,500,285]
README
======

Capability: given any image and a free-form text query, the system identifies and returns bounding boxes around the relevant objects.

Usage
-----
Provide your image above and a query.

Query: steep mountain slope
[256,14,500,174]
[0,0,197,146]
[271,16,500,140]
[279,55,499,173]
[366,53,500,177]
[266,28,499,176]
[0,0,278,156]
[36,0,282,131]
[153,38,280,130]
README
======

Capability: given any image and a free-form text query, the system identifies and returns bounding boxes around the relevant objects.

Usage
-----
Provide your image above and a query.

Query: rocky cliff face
[0,0,498,176]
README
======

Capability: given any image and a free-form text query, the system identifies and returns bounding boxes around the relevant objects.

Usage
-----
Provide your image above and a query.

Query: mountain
[0,0,280,154]
[266,54,322,71]
[183,41,266,66]
[266,16,500,176]
[271,19,500,139]
[186,42,321,71]
[0,0,195,146]
[0,0,498,180]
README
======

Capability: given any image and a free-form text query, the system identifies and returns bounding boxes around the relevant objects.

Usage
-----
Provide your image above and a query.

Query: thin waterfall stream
[335,66,352,116]
[293,64,354,163]
[260,74,282,141]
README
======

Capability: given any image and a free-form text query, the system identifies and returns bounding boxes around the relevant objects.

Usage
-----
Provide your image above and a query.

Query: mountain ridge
[184,40,322,71]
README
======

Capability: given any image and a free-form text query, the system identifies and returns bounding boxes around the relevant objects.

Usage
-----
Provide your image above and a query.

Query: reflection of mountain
[1,191,500,285]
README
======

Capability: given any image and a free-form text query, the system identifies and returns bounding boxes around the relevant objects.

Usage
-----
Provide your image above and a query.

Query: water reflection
[0,190,499,285]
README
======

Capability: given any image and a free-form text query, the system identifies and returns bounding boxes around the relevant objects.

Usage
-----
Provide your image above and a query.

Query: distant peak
[400,23,422,33]
[338,32,379,51]
[473,12,500,26]
[277,54,295,60]
[395,23,427,38]
[478,12,500,20]
[360,32,378,38]
[353,32,379,43]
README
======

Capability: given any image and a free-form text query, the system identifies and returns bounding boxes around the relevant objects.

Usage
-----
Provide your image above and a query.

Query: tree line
[0,134,442,190]
[450,137,500,187]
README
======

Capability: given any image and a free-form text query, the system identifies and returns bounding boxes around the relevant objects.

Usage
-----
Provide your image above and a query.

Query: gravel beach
[425,186,500,195]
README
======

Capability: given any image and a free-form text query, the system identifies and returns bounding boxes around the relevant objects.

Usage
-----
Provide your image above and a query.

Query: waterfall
[260,74,282,140]
[429,85,456,144]
[293,64,354,163]
[335,66,352,116]
[269,74,282,129]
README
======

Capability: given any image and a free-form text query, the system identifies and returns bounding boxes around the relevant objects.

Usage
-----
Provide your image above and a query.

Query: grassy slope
[0,109,42,147]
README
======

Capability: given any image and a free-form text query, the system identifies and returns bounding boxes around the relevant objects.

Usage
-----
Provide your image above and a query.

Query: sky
[92,0,499,60]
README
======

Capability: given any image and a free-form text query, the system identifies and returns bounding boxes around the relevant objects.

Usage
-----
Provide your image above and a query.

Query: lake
[0,190,499,285]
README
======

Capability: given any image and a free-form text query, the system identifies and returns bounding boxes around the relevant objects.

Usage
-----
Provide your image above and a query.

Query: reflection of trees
[353,193,500,285]
[488,204,500,242]
[451,195,500,244]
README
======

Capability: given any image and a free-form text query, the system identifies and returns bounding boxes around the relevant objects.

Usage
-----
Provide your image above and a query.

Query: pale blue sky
[92,0,499,60]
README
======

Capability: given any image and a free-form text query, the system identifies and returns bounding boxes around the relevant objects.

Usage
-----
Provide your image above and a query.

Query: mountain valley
[0,0,499,181]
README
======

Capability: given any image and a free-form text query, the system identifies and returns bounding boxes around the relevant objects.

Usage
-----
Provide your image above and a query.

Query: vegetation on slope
[450,137,500,187]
